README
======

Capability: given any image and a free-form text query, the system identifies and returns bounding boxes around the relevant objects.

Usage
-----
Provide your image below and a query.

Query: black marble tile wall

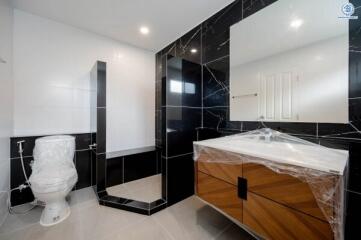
[155,53,162,148]
[345,190,361,240]
[123,150,158,183]
[176,26,202,64]
[167,107,202,157]
[166,57,202,107]
[106,156,123,187]
[10,133,93,206]
[157,51,202,205]
[91,61,107,194]
[96,108,106,154]
[95,153,106,193]
[75,150,92,189]
[203,57,229,107]
[203,107,229,130]
[105,150,159,188]
[166,153,194,206]
[242,0,277,19]
[156,0,361,235]
[10,155,34,206]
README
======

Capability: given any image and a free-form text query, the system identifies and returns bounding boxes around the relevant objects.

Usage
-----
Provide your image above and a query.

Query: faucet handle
[89,143,97,150]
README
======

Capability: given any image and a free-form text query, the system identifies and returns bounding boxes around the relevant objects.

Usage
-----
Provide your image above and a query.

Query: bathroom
[0,0,360,239]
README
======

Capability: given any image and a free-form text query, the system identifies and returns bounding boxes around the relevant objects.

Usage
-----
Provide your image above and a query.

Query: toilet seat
[30,168,78,193]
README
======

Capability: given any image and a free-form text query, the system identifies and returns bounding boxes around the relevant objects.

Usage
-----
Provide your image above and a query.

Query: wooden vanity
[194,132,347,240]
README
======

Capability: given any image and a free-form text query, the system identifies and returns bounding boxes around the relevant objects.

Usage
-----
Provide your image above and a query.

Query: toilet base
[40,199,71,227]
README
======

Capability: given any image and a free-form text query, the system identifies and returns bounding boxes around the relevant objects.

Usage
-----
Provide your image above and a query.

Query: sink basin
[194,128,348,175]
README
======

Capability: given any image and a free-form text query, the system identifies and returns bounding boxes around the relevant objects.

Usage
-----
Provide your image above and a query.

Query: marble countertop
[194,135,348,175]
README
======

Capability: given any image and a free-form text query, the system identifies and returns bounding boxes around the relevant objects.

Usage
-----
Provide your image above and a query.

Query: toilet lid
[30,168,78,193]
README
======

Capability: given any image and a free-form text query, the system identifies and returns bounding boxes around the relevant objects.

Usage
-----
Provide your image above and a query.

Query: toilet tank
[33,135,75,170]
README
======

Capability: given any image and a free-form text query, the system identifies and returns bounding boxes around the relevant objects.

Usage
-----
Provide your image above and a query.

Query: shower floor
[106,174,162,203]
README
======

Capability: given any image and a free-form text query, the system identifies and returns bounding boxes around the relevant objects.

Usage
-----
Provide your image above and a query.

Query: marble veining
[156,0,361,236]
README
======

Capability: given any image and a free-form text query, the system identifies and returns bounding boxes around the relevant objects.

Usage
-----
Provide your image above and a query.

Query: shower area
[90,48,201,213]
[90,61,166,215]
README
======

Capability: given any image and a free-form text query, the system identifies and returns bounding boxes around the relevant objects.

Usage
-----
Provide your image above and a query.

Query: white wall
[13,10,155,152]
[230,35,348,123]
[0,0,13,226]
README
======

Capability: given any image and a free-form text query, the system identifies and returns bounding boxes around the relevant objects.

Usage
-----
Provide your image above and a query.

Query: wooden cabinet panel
[197,153,242,185]
[197,172,242,222]
[243,192,333,240]
[243,163,334,221]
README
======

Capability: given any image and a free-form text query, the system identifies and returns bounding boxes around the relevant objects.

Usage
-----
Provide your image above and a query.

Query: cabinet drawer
[243,163,334,221]
[243,192,333,240]
[197,152,242,185]
[197,172,242,222]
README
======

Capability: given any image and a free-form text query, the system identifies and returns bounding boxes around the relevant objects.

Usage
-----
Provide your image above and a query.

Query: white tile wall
[13,10,155,151]
[0,0,13,226]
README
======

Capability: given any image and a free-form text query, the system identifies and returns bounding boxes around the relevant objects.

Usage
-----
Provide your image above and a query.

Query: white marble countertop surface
[194,134,348,175]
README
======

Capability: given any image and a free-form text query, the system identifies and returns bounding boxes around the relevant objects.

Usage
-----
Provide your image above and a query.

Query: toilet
[29,135,78,226]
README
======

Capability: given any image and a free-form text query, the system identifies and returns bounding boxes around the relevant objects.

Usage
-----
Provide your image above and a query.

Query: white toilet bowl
[29,135,78,226]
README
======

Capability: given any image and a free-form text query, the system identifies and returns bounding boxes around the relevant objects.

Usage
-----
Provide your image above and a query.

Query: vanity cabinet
[243,163,335,221]
[197,152,242,185]
[196,159,334,240]
[197,172,243,222]
[243,192,333,240]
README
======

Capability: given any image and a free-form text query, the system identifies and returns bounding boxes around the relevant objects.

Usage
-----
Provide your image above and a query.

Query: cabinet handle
[238,177,248,200]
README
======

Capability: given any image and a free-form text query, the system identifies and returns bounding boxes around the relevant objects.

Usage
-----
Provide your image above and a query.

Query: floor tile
[0,205,42,234]
[107,174,162,203]
[0,189,254,240]
[102,217,174,240]
[214,224,257,240]
[152,196,233,240]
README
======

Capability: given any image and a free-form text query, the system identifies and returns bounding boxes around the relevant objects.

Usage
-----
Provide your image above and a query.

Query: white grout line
[161,105,229,109]
[349,122,361,134]
[347,189,361,196]
[203,106,229,109]
[166,152,193,159]
[203,55,229,65]
[162,105,201,109]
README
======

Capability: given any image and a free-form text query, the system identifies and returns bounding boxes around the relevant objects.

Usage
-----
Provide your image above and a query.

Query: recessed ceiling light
[190,48,198,53]
[290,19,303,29]
[140,26,149,35]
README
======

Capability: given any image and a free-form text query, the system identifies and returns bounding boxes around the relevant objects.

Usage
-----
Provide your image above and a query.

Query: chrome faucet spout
[264,128,272,143]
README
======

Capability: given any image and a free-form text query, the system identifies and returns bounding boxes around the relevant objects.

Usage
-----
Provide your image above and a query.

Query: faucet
[17,140,25,154]
[264,128,272,143]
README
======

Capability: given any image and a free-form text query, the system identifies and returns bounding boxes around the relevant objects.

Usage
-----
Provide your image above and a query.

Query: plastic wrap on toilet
[30,135,77,190]
[194,129,348,240]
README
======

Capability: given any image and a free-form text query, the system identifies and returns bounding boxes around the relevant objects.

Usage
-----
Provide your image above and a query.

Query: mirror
[230,0,349,123]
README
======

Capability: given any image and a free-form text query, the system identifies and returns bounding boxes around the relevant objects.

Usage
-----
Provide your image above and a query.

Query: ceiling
[230,0,348,66]
[11,0,233,52]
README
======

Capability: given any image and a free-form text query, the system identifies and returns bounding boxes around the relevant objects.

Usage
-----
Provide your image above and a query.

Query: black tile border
[98,148,163,213]
[105,149,159,188]
[99,193,167,216]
